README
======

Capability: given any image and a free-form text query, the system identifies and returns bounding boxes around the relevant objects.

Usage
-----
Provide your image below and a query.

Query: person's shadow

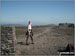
[17,41,34,45]
[17,42,26,45]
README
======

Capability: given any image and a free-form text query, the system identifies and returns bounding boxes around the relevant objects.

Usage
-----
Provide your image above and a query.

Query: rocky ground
[1,26,15,55]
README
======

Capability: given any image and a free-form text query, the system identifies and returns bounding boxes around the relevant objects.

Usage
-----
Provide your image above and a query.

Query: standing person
[26,20,34,45]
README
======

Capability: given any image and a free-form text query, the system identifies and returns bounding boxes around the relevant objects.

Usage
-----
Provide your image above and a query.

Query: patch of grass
[15,26,47,36]
[15,26,26,36]
[59,28,74,35]
[52,27,74,36]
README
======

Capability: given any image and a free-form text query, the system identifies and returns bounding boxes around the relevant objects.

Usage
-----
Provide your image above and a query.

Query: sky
[1,1,75,25]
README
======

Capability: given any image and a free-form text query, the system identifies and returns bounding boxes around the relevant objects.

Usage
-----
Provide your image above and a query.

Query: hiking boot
[26,43,29,45]
[31,42,34,44]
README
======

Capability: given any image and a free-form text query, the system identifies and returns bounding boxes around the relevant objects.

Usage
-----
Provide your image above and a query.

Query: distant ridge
[1,24,27,26]
[1,23,57,27]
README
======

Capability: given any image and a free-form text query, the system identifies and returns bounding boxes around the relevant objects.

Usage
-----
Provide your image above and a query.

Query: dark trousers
[26,32,33,44]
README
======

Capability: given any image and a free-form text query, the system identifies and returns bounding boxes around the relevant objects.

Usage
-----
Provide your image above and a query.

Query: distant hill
[1,24,27,26]
[1,24,57,27]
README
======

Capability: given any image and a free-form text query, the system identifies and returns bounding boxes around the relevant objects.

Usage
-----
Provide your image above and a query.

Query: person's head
[28,20,32,25]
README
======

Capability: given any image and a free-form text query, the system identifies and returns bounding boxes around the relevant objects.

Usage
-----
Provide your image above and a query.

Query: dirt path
[34,27,51,37]
[33,27,52,43]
